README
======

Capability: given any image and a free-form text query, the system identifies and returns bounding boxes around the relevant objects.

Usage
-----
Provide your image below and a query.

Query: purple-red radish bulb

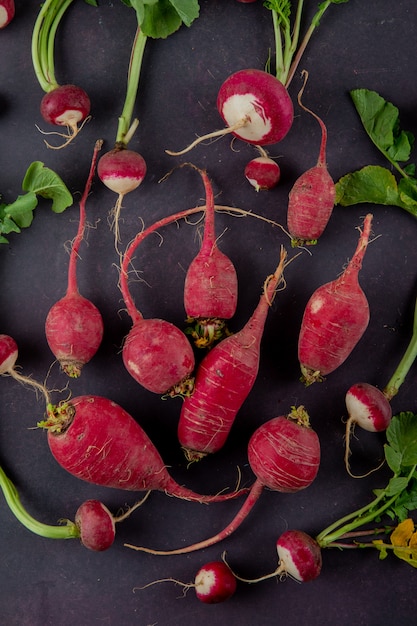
[0,334,18,374]
[45,293,104,378]
[75,500,116,551]
[0,0,14,28]
[122,318,195,395]
[345,382,392,433]
[194,561,237,604]
[244,156,281,191]
[98,148,147,195]
[40,84,90,129]
[277,530,322,582]
[217,69,294,146]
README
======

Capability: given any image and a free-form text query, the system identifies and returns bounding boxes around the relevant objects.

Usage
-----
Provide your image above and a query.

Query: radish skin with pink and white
[245,156,281,191]
[194,561,237,604]
[276,530,322,582]
[345,382,392,433]
[0,0,14,28]
[0,334,18,374]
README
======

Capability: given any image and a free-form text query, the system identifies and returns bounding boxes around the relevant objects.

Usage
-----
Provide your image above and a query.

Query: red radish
[183,164,238,348]
[39,395,247,504]
[125,407,320,555]
[74,500,116,552]
[178,247,287,462]
[0,0,14,28]
[194,561,237,603]
[166,69,294,156]
[287,70,335,246]
[298,213,373,385]
[39,84,91,147]
[0,334,50,403]
[45,140,104,378]
[245,154,281,191]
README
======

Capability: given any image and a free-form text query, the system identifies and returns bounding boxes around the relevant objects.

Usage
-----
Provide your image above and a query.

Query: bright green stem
[115,26,148,147]
[31,0,74,93]
[0,466,79,540]
[316,465,416,548]
[383,294,417,401]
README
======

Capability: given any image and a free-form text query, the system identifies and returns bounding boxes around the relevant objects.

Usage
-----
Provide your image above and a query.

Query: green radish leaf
[385,445,402,475]
[84,0,98,6]
[168,0,199,26]
[386,413,417,468]
[385,476,411,498]
[3,193,38,228]
[336,165,407,207]
[22,162,72,214]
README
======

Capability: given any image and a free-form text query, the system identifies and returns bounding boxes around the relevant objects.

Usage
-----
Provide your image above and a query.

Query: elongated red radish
[178,247,287,462]
[0,334,50,403]
[0,0,14,28]
[183,164,238,347]
[245,154,281,191]
[166,69,293,156]
[287,71,335,246]
[39,395,246,503]
[45,140,104,378]
[194,561,237,603]
[298,213,373,385]
[125,407,320,555]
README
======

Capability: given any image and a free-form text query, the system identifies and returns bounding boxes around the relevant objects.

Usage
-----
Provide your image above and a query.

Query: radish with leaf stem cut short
[244,147,281,191]
[0,334,51,403]
[298,213,373,386]
[31,0,92,148]
[45,140,104,378]
[0,0,14,28]
[182,164,238,348]
[287,70,335,246]
[125,407,320,555]
[0,464,150,551]
[344,290,417,475]
[38,395,247,504]
[178,247,287,463]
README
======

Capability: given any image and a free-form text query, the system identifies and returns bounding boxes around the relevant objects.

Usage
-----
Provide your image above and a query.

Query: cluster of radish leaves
[0,161,72,243]
[335,89,417,216]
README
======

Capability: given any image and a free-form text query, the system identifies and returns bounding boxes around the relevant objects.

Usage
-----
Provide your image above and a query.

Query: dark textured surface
[1,1,416,625]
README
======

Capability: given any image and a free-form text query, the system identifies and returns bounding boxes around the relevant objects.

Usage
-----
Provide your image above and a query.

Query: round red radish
[244,156,281,191]
[0,0,15,29]
[194,561,237,604]
[217,69,294,146]
[45,293,104,378]
[122,318,195,395]
[98,148,147,195]
[345,382,392,433]
[40,84,90,128]
[75,500,116,552]
[0,334,18,374]
[276,530,322,582]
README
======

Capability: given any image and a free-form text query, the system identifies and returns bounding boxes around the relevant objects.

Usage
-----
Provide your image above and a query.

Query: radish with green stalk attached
[0,464,150,551]
[125,406,320,555]
[166,0,350,157]
[31,0,93,148]
[45,140,104,378]
[298,213,373,386]
[344,289,417,475]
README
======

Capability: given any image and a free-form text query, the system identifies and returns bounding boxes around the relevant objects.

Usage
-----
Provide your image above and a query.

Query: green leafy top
[335,89,417,218]
[0,162,73,244]
[121,0,199,38]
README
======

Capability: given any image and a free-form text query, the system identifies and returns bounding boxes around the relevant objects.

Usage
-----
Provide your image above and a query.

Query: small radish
[45,140,104,378]
[125,407,320,555]
[178,247,287,463]
[244,148,281,191]
[0,334,50,403]
[0,464,150,551]
[194,561,237,603]
[39,84,91,146]
[182,164,238,348]
[166,69,294,156]
[298,213,373,385]
[39,395,247,504]
[0,0,14,28]
[287,70,335,246]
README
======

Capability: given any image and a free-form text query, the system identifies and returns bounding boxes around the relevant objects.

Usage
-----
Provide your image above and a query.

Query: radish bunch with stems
[31,0,94,148]
[45,140,104,378]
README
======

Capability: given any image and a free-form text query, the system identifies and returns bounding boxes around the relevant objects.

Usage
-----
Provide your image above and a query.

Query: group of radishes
[2,0,416,608]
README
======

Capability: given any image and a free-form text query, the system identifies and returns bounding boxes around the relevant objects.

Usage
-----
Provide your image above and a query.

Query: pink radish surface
[178,247,287,462]
[244,155,281,191]
[298,213,373,385]
[0,0,14,28]
[287,71,335,246]
[194,561,237,603]
[0,334,18,374]
[41,395,246,503]
[45,140,104,378]
[125,407,320,555]
[40,84,90,147]
[276,530,322,582]
[75,500,116,552]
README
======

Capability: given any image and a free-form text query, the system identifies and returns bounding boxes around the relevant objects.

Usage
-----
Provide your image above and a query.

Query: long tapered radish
[183,164,238,348]
[45,140,104,378]
[125,407,320,555]
[287,71,335,246]
[166,69,294,156]
[178,247,287,462]
[0,0,14,28]
[39,395,246,503]
[298,213,373,385]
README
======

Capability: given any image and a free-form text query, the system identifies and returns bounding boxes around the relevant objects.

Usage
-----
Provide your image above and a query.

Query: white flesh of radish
[221,94,272,142]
